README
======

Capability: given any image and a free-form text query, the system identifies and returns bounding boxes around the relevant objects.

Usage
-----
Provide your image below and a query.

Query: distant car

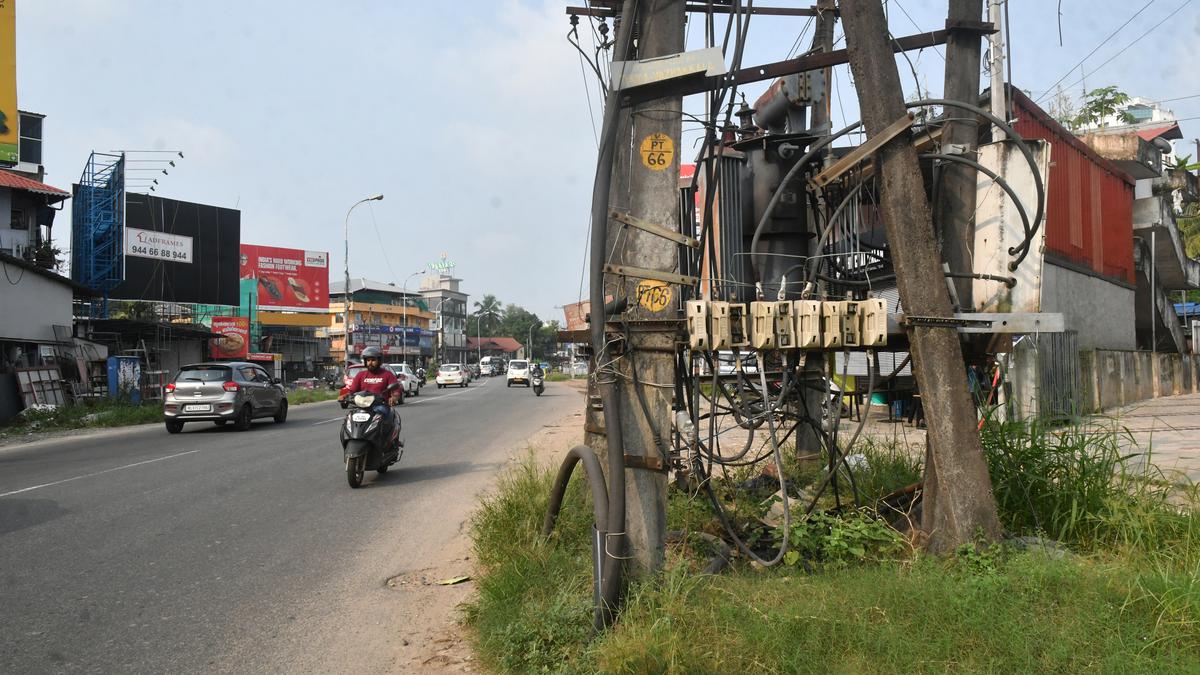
[384,363,421,398]
[436,363,468,388]
[163,362,288,433]
[339,363,405,407]
[507,359,531,387]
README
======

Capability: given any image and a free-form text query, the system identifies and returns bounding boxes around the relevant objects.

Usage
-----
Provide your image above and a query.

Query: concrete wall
[1042,262,1136,350]
[1080,349,1200,412]
[0,270,72,342]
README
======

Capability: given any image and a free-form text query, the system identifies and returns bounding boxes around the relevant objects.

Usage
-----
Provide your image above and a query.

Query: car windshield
[441,365,460,372]
[347,366,365,378]
[176,366,230,382]
[510,361,528,369]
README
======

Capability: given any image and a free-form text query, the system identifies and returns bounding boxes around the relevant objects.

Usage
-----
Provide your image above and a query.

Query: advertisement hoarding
[239,244,329,312]
[108,193,240,305]
[0,0,17,164]
[125,227,193,263]
[210,316,250,359]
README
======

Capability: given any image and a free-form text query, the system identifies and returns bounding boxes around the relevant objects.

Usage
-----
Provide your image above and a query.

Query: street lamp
[343,194,384,371]
[400,270,424,367]
[527,321,541,363]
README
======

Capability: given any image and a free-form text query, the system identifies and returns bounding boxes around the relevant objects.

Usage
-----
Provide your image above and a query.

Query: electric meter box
[687,300,710,349]
[710,301,732,349]
[750,301,778,349]
[795,300,822,349]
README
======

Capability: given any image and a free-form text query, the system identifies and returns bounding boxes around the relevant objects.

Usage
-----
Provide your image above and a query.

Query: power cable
[1034,0,1160,103]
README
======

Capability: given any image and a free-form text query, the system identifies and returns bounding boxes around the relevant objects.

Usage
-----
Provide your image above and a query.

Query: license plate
[184,404,211,412]
[351,412,371,422]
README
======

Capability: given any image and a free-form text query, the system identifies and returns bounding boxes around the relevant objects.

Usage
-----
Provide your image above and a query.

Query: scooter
[340,390,403,488]
[532,372,545,397]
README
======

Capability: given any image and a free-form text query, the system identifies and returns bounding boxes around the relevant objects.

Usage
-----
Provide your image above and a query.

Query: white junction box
[728,303,750,348]
[860,298,888,346]
[773,301,795,349]
[821,301,843,348]
[710,301,732,349]
[686,300,709,350]
[795,300,822,349]
[750,301,777,349]
[841,301,860,347]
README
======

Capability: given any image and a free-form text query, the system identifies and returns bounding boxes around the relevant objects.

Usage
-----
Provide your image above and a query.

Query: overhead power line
[1034,0,1157,104]
[1044,0,1194,103]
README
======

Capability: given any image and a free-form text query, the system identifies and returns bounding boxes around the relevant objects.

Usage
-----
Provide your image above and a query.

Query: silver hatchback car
[163,362,288,433]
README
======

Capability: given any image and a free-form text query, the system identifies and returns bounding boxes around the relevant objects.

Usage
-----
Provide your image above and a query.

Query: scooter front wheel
[347,455,365,488]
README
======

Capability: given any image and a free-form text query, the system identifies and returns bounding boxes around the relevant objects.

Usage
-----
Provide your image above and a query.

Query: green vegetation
[546,373,585,382]
[465,422,1200,673]
[287,388,341,405]
[0,398,163,438]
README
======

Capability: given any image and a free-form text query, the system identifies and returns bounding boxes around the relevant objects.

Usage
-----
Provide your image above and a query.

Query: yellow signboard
[0,0,16,165]
[636,279,672,312]
[639,133,674,171]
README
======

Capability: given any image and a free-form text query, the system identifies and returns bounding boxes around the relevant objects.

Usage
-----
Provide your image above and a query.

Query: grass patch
[466,422,1200,673]
[546,373,586,382]
[0,398,163,438]
[287,388,341,405]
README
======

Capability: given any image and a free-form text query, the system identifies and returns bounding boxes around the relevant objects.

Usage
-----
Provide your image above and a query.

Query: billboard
[240,244,329,312]
[0,0,17,164]
[210,316,250,359]
[108,193,241,305]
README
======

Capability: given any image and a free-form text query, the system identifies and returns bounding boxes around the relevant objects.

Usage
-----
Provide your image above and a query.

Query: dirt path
[398,388,586,672]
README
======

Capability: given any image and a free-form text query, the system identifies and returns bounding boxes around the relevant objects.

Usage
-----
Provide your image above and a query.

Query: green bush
[0,398,162,437]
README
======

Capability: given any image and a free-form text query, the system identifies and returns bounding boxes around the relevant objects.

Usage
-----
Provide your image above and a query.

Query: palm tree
[473,294,503,335]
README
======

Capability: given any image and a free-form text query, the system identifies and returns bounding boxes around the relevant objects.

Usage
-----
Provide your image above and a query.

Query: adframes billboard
[240,244,329,312]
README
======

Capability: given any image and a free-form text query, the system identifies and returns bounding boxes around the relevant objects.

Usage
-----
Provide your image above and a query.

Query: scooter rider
[349,347,401,437]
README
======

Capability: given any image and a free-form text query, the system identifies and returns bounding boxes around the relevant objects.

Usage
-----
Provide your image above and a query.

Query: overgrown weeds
[466,421,1200,672]
[0,398,162,438]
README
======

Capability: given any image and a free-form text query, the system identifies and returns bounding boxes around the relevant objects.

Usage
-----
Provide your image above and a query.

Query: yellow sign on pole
[0,0,16,165]
[639,132,674,171]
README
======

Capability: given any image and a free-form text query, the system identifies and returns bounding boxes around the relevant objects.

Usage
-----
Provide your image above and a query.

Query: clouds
[18,0,1200,320]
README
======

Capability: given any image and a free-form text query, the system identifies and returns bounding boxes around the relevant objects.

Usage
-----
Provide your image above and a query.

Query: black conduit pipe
[543,445,611,539]
[587,0,637,630]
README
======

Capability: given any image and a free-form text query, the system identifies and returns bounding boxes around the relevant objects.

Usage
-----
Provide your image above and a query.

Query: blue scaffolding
[71,152,125,315]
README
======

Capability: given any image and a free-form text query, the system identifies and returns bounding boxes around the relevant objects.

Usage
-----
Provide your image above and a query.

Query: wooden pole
[839,0,1001,554]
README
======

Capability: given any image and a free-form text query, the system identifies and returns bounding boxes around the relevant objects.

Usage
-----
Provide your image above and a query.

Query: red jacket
[350,367,399,396]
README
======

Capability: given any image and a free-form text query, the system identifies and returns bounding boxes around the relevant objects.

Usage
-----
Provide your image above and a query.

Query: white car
[436,363,468,388]
[506,359,531,388]
[384,363,421,397]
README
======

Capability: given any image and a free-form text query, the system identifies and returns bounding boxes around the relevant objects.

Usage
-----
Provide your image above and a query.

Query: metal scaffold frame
[71,152,126,315]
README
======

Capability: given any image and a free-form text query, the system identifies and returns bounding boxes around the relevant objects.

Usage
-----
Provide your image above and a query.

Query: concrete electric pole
[937,0,985,311]
[839,0,1002,554]
[607,0,686,578]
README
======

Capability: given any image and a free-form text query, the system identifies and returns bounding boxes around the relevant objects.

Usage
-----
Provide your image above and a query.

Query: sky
[15,0,1200,321]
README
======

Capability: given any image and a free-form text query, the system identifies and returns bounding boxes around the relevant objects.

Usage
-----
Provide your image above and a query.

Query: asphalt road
[0,377,579,673]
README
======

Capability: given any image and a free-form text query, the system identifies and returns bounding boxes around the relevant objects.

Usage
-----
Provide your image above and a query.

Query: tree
[473,294,503,334]
[1072,86,1136,129]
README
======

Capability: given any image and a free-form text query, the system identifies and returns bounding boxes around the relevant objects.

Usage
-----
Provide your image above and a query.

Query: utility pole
[606,0,686,578]
[937,0,985,310]
[840,0,1002,554]
[808,0,838,134]
[987,0,1006,142]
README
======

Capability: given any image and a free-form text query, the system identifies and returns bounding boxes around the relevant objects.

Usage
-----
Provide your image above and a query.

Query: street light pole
[343,194,384,372]
[475,311,482,364]
[527,322,540,363]
[400,270,424,367]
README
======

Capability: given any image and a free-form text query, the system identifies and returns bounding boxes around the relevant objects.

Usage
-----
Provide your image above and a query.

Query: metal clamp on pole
[610,209,700,248]
[623,454,667,473]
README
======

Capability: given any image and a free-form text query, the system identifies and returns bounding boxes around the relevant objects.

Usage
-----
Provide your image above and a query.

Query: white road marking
[0,449,204,498]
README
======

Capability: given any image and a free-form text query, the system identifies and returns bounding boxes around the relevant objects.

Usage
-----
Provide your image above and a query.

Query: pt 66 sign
[125,227,193,263]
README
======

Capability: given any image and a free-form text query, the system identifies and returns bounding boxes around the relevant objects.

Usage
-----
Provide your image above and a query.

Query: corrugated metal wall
[1011,94,1135,284]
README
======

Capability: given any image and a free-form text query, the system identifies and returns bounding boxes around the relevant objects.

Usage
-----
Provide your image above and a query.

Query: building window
[10,209,26,230]
[19,113,43,165]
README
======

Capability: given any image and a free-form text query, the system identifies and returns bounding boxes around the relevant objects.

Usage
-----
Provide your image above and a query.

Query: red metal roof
[1136,123,1183,142]
[0,170,70,200]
